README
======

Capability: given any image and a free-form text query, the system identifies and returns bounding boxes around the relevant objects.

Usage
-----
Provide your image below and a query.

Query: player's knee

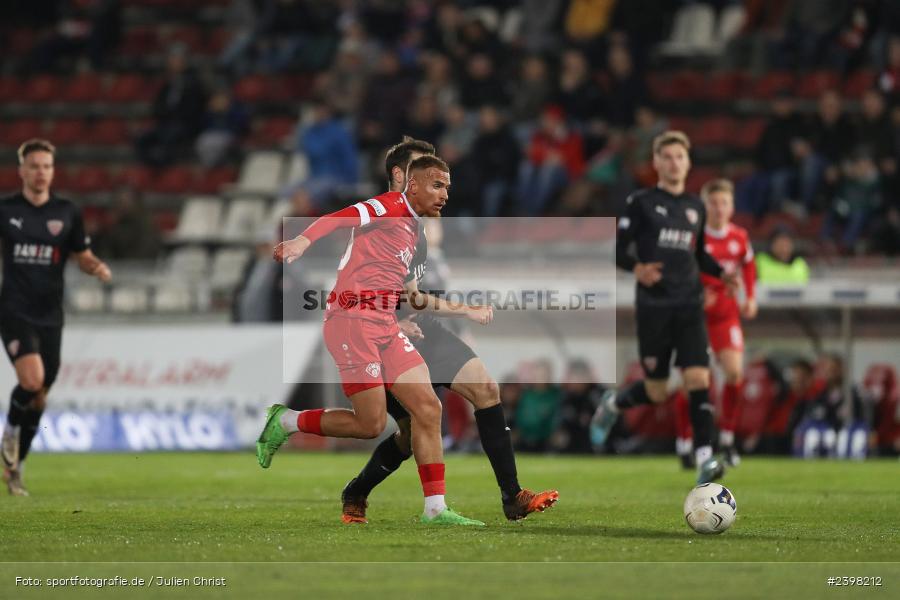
[408,394,442,426]
[31,390,47,411]
[683,369,710,391]
[19,374,44,393]
[472,380,500,410]
[359,414,387,440]
[647,386,668,404]
[724,368,743,385]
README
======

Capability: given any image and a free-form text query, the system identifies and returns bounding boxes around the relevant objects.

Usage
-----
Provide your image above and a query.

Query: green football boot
[420,507,485,527]
[256,404,291,468]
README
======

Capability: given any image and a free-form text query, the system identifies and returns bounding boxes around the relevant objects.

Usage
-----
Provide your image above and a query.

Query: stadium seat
[172,196,224,241]
[234,151,285,194]
[153,283,194,312]
[685,167,720,193]
[0,77,23,103]
[210,247,252,290]
[691,116,732,147]
[22,75,61,104]
[70,165,113,193]
[659,3,716,55]
[69,285,106,312]
[194,166,239,194]
[46,119,87,145]
[730,118,766,150]
[0,167,20,191]
[117,165,155,189]
[716,4,746,48]
[110,286,150,313]
[0,119,45,146]
[221,198,268,242]
[165,246,211,279]
[250,117,297,148]
[283,152,310,185]
[107,74,155,103]
[120,27,158,57]
[62,73,105,103]
[233,75,267,104]
[150,166,195,194]
[92,118,131,145]
[843,69,877,99]
[748,72,794,99]
[795,70,840,99]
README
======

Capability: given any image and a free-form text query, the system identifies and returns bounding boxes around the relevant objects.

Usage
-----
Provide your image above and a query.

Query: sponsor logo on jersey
[9,218,22,230]
[12,242,57,265]
[7,340,19,357]
[47,219,63,236]
[655,205,668,216]
[685,208,699,224]
[727,240,740,256]
[366,362,381,378]
[364,199,387,216]
[657,228,694,250]
[395,246,413,267]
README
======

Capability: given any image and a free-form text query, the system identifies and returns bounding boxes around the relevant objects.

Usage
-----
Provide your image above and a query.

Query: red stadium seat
[70,165,113,193]
[748,71,794,99]
[0,167,20,192]
[685,167,720,193]
[730,117,766,151]
[705,71,748,103]
[62,73,105,103]
[107,74,155,103]
[150,166,195,194]
[667,71,707,102]
[165,27,206,54]
[691,116,732,147]
[46,119,88,145]
[22,75,62,104]
[0,119,45,146]
[91,118,131,145]
[0,77,23,103]
[120,27,158,56]
[194,166,238,194]
[251,117,297,146]
[843,69,877,99]
[233,75,267,104]
[794,70,840,99]
[117,165,155,189]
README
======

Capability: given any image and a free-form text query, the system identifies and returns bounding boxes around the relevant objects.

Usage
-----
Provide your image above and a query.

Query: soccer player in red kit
[257,155,491,526]
[675,179,757,468]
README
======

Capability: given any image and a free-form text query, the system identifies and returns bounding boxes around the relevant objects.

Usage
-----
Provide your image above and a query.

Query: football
[683,483,737,534]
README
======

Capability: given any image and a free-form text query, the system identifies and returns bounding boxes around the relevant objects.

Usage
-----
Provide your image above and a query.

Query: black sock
[6,386,34,427]
[615,381,653,410]
[475,403,521,503]
[19,407,43,462]
[343,433,410,499]
[689,388,714,449]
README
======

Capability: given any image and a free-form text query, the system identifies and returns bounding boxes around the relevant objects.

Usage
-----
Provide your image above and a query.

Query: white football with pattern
[684,483,737,534]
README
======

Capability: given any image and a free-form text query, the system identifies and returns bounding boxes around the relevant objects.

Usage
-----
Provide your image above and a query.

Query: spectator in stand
[93,188,161,261]
[877,36,900,104]
[509,55,554,132]
[404,93,445,147]
[27,0,121,72]
[821,153,881,254]
[794,90,855,212]
[417,53,460,114]
[515,105,585,216]
[797,354,872,435]
[624,104,668,188]
[293,97,358,208]
[555,49,605,126]
[514,360,561,452]
[556,359,606,454]
[194,88,250,168]
[780,0,852,69]
[135,45,208,167]
[459,53,509,110]
[357,50,416,152]
[469,105,521,216]
[438,103,478,159]
[311,39,372,118]
[755,227,810,284]
[738,91,806,216]
[564,0,617,53]
[870,203,900,255]
[853,89,894,170]
[598,43,648,128]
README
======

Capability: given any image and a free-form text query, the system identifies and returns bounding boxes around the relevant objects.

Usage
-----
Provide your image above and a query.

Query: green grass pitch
[1,452,898,599]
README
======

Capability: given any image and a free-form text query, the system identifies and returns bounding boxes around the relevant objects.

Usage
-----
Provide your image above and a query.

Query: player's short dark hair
[652,130,691,155]
[384,136,435,183]
[701,178,734,201]
[17,138,56,164]
[407,154,449,176]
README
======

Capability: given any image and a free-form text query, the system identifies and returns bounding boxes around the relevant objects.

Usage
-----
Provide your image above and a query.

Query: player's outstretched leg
[255,404,294,468]
[341,425,411,524]
[719,381,741,468]
[673,391,695,470]
[589,388,619,447]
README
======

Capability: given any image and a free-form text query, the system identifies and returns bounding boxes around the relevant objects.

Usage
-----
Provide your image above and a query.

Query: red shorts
[323,313,425,397]
[706,315,744,353]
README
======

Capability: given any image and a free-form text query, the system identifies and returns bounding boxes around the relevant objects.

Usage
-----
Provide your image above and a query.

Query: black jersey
[616,187,723,307]
[0,193,90,326]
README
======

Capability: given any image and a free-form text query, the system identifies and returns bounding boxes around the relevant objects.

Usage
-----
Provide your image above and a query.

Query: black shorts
[0,315,63,387]
[386,317,478,421]
[635,303,709,380]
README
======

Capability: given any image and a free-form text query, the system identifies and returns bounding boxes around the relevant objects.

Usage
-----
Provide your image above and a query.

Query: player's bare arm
[404,279,493,324]
[398,316,424,340]
[74,250,111,282]
[273,234,311,264]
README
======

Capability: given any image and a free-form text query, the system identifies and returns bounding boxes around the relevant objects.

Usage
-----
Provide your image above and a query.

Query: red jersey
[700,223,756,321]
[308,191,419,322]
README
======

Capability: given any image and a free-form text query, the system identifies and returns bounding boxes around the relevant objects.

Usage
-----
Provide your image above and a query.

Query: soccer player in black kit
[590,131,738,484]
[0,139,112,496]
[339,138,558,523]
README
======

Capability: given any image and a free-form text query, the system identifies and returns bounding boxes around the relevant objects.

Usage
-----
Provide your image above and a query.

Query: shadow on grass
[499,524,829,543]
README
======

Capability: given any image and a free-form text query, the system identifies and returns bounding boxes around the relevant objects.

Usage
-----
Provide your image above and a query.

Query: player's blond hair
[700,178,734,202]
[652,130,691,155]
[17,138,56,165]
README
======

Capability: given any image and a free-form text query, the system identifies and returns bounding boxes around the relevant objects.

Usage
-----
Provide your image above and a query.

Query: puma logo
[9,218,22,229]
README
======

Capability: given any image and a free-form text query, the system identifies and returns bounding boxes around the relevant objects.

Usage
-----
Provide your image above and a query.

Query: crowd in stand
[6,1,900,258]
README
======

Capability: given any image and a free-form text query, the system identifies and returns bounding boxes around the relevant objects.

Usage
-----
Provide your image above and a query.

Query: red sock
[673,391,693,440]
[720,383,740,434]
[417,463,446,497]
[297,409,325,436]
